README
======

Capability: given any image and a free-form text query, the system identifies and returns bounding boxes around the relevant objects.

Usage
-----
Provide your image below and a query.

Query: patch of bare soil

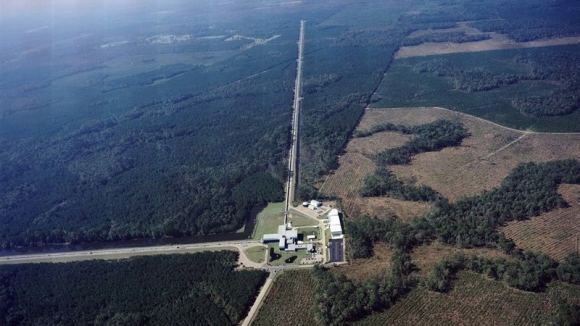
[500,184,580,261]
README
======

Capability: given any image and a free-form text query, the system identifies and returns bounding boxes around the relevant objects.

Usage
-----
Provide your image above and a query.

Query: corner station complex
[261,208,343,251]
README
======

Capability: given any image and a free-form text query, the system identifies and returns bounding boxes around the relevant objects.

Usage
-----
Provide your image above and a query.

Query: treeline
[402,32,490,47]
[374,120,469,165]
[297,25,407,200]
[361,167,441,201]
[0,251,267,325]
[311,160,580,324]
[357,119,466,202]
[426,252,580,292]
[427,159,580,247]
[312,250,416,325]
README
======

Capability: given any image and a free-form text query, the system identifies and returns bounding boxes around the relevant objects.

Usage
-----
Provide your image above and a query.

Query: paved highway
[284,19,305,224]
[0,240,261,265]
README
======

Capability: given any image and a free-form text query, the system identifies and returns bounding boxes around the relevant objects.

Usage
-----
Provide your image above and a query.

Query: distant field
[396,20,580,58]
[355,272,580,325]
[253,270,317,326]
[361,108,580,201]
[372,45,580,132]
[500,184,580,261]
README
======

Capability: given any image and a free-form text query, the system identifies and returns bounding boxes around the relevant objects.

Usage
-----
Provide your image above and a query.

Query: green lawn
[252,202,285,240]
[289,211,319,227]
[244,246,267,264]
[267,244,311,266]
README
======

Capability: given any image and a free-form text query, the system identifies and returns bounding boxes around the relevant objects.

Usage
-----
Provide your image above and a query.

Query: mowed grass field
[253,270,317,326]
[252,202,285,240]
[500,184,580,261]
[355,272,580,326]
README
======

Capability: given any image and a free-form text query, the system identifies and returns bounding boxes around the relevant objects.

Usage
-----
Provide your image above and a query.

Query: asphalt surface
[329,238,344,263]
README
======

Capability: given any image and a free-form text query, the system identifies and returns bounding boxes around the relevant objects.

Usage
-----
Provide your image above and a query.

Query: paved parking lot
[328,239,344,263]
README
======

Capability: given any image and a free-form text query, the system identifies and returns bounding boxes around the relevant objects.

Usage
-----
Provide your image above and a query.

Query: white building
[308,200,322,210]
[328,209,343,239]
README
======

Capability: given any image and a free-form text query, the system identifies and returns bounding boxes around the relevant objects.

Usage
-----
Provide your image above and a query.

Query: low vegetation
[0,251,267,325]
[313,159,580,324]
[253,270,317,326]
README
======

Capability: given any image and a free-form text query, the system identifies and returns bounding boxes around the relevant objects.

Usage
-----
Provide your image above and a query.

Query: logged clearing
[363,107,580,202]
[500,184,580,261]
[253,270,317,326]
[396,21,580,58]
[320,122,431,221]
[356,271,580,326]
[410,241,510,277]
[332,242,393,282]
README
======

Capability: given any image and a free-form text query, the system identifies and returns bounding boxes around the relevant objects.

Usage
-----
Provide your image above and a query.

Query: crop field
[332,242,393,282]
[355,272,580,326]
[360,107,580,201]
[372,45,580,132]
[500,184,580,261]
[253,270,317,326]
[410,241,510,277]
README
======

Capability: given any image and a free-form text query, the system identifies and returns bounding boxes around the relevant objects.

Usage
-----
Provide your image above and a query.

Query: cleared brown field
[355,271,580,326]
[396,21,580,58]
[500,184,580,261]
[363,107,580,202]
[332,242,393,282]
[410,241,510,277]
[320,114,431,221]
[253,270,317,326]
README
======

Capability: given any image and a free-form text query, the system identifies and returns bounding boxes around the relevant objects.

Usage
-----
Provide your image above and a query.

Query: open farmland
[360,107,580,201]
[355,272,580,326]
[253,270,317,326]
[500,184,580,261]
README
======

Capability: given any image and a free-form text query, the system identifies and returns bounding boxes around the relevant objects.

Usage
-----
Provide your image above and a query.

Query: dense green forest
[2,0,580,248]
[312,159,580,324]
[402,32,490,46]
[412,49,580,117]
[0,251,267,325]
[373,44,580,132]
